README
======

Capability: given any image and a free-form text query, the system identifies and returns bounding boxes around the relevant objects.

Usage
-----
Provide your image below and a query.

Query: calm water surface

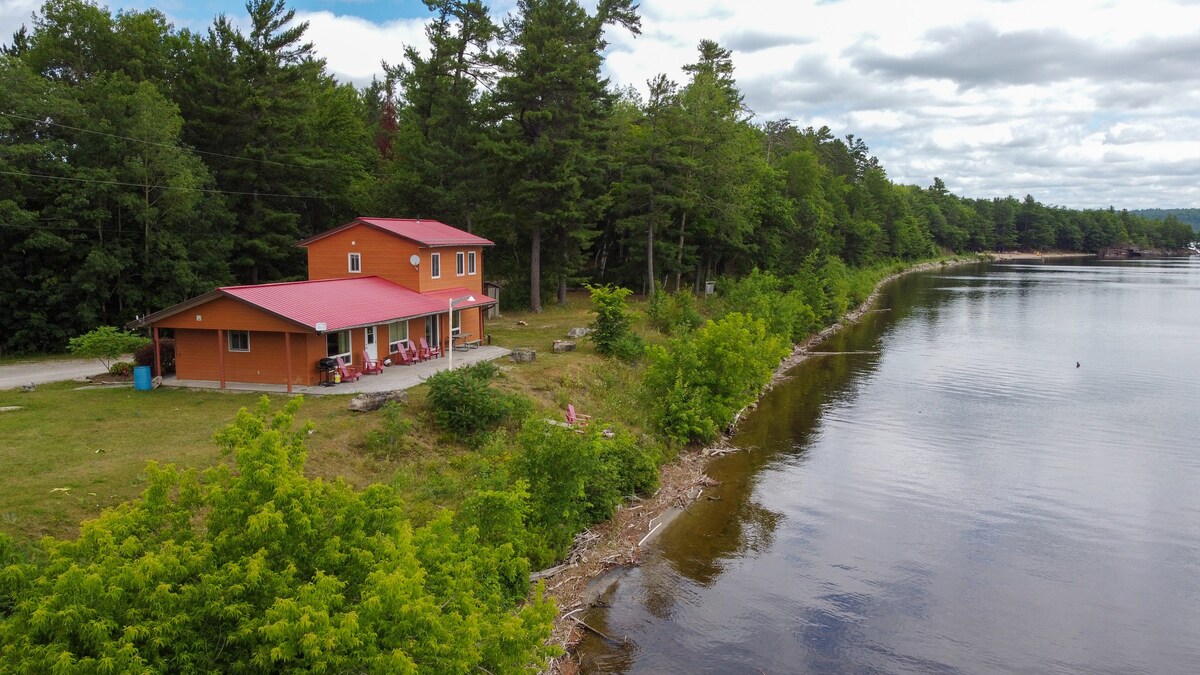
[580,258,1200,674]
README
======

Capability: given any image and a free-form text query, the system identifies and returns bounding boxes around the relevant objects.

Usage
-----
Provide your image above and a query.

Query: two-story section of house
[128,217,496,390]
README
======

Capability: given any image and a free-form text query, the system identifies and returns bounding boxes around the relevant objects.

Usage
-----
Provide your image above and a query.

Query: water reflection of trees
[579,267,972,672]
[654,300,914,591]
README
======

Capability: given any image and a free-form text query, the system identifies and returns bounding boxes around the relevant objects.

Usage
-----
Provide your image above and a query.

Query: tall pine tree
[485,0,639,311]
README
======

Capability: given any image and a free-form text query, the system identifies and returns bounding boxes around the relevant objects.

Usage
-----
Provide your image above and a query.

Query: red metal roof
[422,287,496,312]
[131,277,500,330]
[218,277,489,331]
[297,217,494,248]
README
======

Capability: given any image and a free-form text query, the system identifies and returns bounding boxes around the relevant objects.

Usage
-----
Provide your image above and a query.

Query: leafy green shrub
[67,325,151,371]
[647,289,705,335]
[586,284,636,357]
[596,428,661,503]
[718,269,820,342]
[508,422,598,567]
[0,397,557,673]
[108,360,134,376]
[653,371,719,446]
[457,482,533,602]
[133,337,175,374]
[362,401,414,459]
[644,313,790,445]
[610,332,645,361]
[426,362,531,437]
[509,420,663,569]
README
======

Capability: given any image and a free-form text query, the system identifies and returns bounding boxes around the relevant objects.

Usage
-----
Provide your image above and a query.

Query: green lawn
[0,292,660,542]
[0,383,367,539]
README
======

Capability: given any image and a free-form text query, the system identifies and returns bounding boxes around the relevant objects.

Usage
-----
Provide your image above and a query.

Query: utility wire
[0,168,333,199]
[0,220,226,236]
[0,110,343,174]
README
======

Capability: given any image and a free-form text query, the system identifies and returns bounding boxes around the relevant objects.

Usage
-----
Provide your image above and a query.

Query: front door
[425,317,439,352]
[365,326,377,361]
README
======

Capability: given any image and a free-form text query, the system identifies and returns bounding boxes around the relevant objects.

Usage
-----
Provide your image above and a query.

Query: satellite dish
[409,254,420,267]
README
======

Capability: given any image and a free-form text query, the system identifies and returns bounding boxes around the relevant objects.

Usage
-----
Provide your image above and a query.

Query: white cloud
[0,0,41,40]
[296,11,429,86]
[5,0,1199,208]
[586,0,1200,208]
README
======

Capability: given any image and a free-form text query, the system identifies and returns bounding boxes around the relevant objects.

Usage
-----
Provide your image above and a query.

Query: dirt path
[0,358,113,390]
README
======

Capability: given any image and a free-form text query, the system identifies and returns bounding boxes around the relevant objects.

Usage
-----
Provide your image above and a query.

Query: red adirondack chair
[392,345,413,366]
[566,404,592,428]
[405,339,423,362]
[361,350,384,375]
[420,336,442,360]
[336,357,361,382]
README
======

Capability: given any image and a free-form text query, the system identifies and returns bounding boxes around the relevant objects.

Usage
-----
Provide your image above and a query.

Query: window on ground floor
[228,330,250,352]
[451,309,462,335]
[388,320,409,353]
[326,330,351,363]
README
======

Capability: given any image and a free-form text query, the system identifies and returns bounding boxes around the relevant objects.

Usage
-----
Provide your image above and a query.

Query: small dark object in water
[1076,362,1080,368]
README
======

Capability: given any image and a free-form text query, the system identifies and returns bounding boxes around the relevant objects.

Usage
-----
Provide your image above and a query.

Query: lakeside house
[129,218,496,391]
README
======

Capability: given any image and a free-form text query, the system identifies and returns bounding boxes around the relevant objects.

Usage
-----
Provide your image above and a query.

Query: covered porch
[160,345,512,395]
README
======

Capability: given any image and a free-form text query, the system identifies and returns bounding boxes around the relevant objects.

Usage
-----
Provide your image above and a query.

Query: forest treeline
[1131,208,1200,230]
[1,0,1195,354]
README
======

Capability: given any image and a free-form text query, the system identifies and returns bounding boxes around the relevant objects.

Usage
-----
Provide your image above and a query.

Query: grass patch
[0,291,662,543]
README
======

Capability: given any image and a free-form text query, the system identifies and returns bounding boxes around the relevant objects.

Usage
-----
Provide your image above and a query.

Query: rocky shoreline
[539,252,1088,673]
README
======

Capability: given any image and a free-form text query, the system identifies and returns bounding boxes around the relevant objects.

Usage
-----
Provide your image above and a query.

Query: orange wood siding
[421,246,485,293]
[305,224,421,288]
[175,329,316,385]
[444,307,484,353]
[153,296,301,332]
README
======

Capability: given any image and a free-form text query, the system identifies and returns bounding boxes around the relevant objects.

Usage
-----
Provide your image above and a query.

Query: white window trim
[431,252,441,279]
[348,252,362,273]
[451,309,462,336]
[387,320,409,354]
[228,330,250,352]
[468,251,477,275]
[456,251,465,276]
[326,330,351,363]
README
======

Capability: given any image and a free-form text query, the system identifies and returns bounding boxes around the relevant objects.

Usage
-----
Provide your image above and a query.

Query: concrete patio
[162,346,512,395]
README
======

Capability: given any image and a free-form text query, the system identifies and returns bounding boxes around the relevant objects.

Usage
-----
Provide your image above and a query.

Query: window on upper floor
[431,252,441,278]
[468,251,477,275]
[456,251,465,276]
[348,252,361,273]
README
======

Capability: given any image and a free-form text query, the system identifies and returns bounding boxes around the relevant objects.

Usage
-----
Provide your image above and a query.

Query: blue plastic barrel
[133,365,153,391]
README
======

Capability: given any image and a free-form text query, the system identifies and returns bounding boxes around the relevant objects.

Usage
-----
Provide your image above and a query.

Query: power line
[0,110,344,174]
[0,168,334,199]
[0,220,221,236]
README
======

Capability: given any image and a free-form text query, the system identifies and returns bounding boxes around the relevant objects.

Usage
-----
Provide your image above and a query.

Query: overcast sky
[3,0,1198,209]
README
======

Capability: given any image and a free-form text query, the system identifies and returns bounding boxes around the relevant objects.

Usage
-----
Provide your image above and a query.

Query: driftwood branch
[569,615,624,646]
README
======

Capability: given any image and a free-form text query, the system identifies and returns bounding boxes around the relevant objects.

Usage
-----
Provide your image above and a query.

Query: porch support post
[479,307,485,344]
[152,326,161,377]
[284,331,293,394]
[217,329,226,389]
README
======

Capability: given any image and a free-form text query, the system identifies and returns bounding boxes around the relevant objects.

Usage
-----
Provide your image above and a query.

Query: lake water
[578,258,1200,674]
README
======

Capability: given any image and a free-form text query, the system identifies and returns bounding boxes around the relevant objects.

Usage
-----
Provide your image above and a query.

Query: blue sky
[73,0,434,30]
[2,0,1199,208]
